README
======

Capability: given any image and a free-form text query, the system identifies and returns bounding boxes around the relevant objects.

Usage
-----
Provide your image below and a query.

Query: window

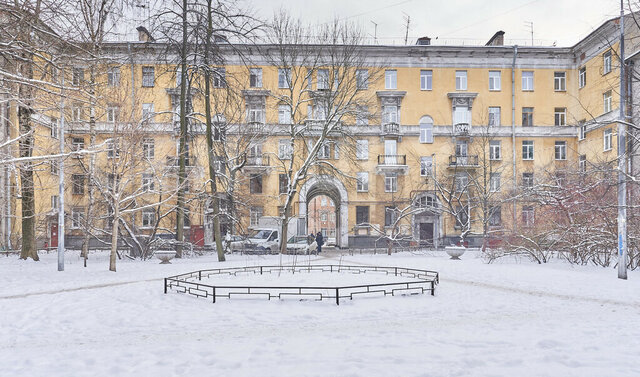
[579,67,586,88]
[142,66,154,87]
[604,128,612,151]
[356,171,369,192]
[420,156,433,176]
[554,107,566,126]
[490,140,501,160]
[142,209,155,228]
[420,70,432,90]
[384,206,398,227]
[603,50,612,74]
[455,173,468,192]
[579,123,587,140]
[488,107,501,127]
[249,174,263,194]
[321,197,327,206]
[51,195,59,210]
[489,206,502,226]
[356,69,369,89]
[603,91,612,113]
[522,140,534,160]
[142,103,155,122]
[71,137,85,151]
[489,71,501,91]
[522,107,533,127]
[455,70,467,90]
[420,123,433,143]
[522,206,535,227]
[522,71,534,91]
[415,195,435,209]
[356,206,369,225]
[107,173,120,192]
[50,117,58,139]
[384,174,397,192]
[279,174,288,194]
[250,207,263,227]
[490,173,501,192]
[107,67,120,87]
[247,104,265,123]
[579,155,587,172]
[455,139,468,157]
[278,104,291,124]
[72,105,84,121]
[318,142,331,159]
[356,140,368,160]
[278,140,292,159]
[72,67,84,86]
[522,172,534,188]
[317,69,330,90]
[555,141,567,160]
[454,105,469,125]
[320,213,328,222]
[554,72,566,91]
[50,161,58,175]
[107,139,119,158]
[142,138,154,160]
[278,68,291,88]
[106,106,119,123]
[249,68,262,88]
[356,105,368,125]
[142,173,154,192]
[385,70,397,89]
[383,105,398,124]
[71,208,84,228]
[72,174,84,195]
[455,206,469,229]
[213,68,226,88]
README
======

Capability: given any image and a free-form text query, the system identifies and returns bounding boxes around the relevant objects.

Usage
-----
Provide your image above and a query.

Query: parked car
[286,236,314,254]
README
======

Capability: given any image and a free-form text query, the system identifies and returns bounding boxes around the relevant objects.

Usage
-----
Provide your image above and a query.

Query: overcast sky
[251,0,622,47]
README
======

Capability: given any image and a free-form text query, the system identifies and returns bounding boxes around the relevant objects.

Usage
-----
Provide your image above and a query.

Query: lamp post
[58,67,65,272]
[617,0,627,279]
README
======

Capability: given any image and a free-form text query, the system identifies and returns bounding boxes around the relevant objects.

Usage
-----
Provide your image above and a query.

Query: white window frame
[383,105,398,124]
[579,67,586,88]
[420,70,432,90]
[278,104,291,124]
[356,69,369,90]
[579,124,586,141]
[490,140,501,160]
[212,67,226,88]
[278,139,292,160]
[554,107,566,126]
[603,91,612,113]
[356,105,368,126]
[50,117,58,139]
[142,209,155,228]
[384,175,397,193]
[247,104,265,123]
[522,140,534,160]
[317,69,330,90]
[455,173,469,192]
[142,173,154,192]
[51,195,59,210]
[522,173,534,188]
[278,68,291,89]
[106,106,119,123]
[554,72,566,91]
[356,172,369,192]
[488,107,501,127]
[106,139,120,158]
[554,141,567,160]
[420,156,433,177]
[419,123,433,143]
[579,155,586,172]
[142,66,154,87]
[455,70,467,90]
[454,105,469,125]
[318,142,331,159]
[489,71,501,91]
[142,103,154,122]
[490,173,501,192]
[71,208,84,229]
[385,70,397,89]
[522,107,534,127]
[143,138,155,160]
[249,68,262,88]
[107,67,120,87]
[603,50,612,74]
[522,206,535,227]
[522,71,534,91]
[250,207,263,227]
[604,128,612,151]
[356,140,368,160]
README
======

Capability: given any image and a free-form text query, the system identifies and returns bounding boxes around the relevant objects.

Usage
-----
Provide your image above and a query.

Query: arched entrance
[412,192,442,249]
[299,175,349,248]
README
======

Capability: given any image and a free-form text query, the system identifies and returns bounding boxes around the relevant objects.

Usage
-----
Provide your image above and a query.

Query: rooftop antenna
[524,21,533,46]
[403,12,411,45]
[370,20,378,44]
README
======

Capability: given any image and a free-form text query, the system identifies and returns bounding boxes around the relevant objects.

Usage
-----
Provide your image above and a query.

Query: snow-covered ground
[1,249,639,377]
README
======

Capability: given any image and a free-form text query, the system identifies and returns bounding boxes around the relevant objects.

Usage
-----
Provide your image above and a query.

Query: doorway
[419,222,434,245]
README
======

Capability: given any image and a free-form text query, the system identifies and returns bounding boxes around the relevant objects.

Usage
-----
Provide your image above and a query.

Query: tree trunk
[175,0,189,258]
[82,66,97,266]
[18,107,37,261]
[109,205,119,272]
[279,201,292,255]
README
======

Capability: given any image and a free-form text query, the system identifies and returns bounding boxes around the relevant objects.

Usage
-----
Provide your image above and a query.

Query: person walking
[315,231,324,254]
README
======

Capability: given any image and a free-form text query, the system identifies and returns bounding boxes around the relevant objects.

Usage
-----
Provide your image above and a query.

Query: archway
[411,192,442,249]
[299,175,349,248]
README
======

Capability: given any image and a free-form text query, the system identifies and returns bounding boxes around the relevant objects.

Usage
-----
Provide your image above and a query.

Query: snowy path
[1,251,639,377]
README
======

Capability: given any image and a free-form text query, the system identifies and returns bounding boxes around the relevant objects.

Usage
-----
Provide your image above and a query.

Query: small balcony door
[384,139,397,164]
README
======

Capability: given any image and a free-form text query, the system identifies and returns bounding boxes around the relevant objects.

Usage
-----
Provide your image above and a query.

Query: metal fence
[164,264,439,305]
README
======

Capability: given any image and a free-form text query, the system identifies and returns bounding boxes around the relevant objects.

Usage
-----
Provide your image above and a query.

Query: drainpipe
[127,43,136,112]
[511,45,518,232]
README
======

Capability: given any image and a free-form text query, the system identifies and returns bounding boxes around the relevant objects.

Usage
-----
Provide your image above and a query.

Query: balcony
[166,156,197,170]
[247,121,265,134]
[243,154,271,172]
[382,122,400,137]
[376,154,408,175]
[448,155,479,168]
[453,123,470,136]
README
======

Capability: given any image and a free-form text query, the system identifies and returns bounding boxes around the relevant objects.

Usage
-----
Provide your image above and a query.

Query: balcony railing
[382,122,400,135]
[166,156,196,167]
[247,121,265,134]
[377,154,407,165]
[448,155,479,167]
[246,154,270,167]
[454,122,470,135]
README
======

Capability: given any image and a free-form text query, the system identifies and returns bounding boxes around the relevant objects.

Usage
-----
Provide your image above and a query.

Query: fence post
[164,278,167,294]
[335,288,339,305]
[431,281,435,296]
[213,287,216,303]
[198,271,201,281]
[260,266,263,275]
[395,267,397,276]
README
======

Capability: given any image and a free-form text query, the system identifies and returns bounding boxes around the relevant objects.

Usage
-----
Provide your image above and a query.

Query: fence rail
[164,264,439,305]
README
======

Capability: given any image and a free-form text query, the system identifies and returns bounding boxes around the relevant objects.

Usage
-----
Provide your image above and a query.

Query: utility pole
[524,21,533,46]
[58,68,65,272]
[617,0,628,279]
[403,13,411,45]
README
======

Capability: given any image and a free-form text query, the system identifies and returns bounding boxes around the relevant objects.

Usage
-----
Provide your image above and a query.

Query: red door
[50,223,58,248]
[190,225,205,247]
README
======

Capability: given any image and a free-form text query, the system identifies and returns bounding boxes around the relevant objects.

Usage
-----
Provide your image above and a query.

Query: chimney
[416,36,431,46]
[136,26,154,42]
[485,31,505,46]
